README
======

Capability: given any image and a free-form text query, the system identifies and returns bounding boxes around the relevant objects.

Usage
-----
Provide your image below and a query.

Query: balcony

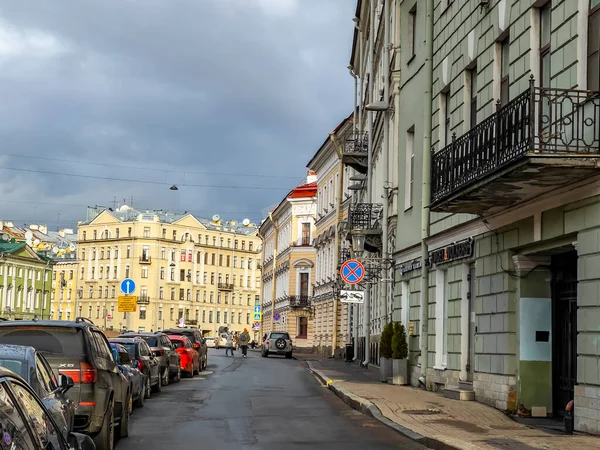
[431,79,600,215]
[187,319,198,325]
[348,203,383,253]
[137,296,150,305]
[139,255,151,264]
[338,248,351,267]
[342,132,369,174]
[218,283,234,291]
[288,295,311,308]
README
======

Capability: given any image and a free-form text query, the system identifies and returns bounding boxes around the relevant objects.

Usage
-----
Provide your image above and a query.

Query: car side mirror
[67,432,95,450]
[59,374,74,392]
[118,351,131,365]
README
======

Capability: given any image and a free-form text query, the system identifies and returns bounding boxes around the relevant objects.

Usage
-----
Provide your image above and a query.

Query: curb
[305,361,460,450]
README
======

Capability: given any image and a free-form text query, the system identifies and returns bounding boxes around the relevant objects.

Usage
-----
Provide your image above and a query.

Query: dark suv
[163,328,208,371]
[119,332,180,385]
[0,317,131,450]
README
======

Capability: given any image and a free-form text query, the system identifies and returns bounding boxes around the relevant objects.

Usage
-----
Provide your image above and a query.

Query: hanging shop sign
[399,260,422,275]
[426,238,474,267]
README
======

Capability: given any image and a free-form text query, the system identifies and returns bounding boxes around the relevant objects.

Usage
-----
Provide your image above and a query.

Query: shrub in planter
[379,322,394,382]
[392,322,409,385]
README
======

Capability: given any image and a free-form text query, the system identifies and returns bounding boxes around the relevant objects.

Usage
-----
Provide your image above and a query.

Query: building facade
[76,205,262,336]
[307,114,355,356]
[260,173,317,350]
[0,240,53,320]
[381,0,600,436]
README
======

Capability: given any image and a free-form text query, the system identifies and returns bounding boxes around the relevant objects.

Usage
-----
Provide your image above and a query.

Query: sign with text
[118,296,137,313]
[426,238,474,267]
[339,290,365,304]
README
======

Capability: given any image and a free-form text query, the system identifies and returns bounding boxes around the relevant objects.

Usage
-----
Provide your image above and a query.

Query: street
[117,349,428,450]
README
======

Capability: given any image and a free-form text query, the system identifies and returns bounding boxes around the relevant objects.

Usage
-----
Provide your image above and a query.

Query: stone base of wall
[425,368,460,392]
[410,364,421,387]
[473,373,516,412]
[575,385,600,435]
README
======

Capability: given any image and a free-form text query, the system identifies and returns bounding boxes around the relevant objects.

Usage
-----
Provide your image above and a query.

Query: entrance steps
[443,381,475,401]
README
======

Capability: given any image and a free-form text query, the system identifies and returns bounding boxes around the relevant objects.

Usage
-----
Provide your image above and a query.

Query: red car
[167,335,200,378]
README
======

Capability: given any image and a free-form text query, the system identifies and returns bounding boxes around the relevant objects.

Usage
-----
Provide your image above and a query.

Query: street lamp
[351,232,366,254]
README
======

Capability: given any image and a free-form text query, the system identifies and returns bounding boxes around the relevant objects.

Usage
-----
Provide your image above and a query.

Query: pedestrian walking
[225,333,234,356]
[239,328,251,357]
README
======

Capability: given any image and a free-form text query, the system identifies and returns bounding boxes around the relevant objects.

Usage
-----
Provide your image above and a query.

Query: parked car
[261,331,293,359]
[205,337,217,349]
[163,328,207,371]
[0,344,75,439]
[108,337,161,395]
[0,318,131,450]
[109,343,144,409]
[0,368,95,449]
[167,335,200,378]
[119,332,180,385]
[218,334,228,347]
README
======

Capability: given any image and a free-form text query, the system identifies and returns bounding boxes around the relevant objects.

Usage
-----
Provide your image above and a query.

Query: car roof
[120,332,165,337]
[0,319,96,330]
[166,334,187,340]
[0,344,36,360]
[108,337,143,344]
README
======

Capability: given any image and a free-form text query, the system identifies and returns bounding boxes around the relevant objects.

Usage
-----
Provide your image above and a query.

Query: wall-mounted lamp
[351,232,366,253]
[365,101,390,111]
[479,0,490,12]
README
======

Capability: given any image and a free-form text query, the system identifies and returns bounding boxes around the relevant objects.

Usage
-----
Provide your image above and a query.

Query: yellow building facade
[76,206,262,337]
[260,173,317,351]
[307,113,355,356]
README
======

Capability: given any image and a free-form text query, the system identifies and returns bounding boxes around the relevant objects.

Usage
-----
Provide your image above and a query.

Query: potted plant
[391,321,409,385]
[379,321,394,382]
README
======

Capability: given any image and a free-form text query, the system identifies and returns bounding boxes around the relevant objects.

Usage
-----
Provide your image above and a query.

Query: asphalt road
[117,348,429,450]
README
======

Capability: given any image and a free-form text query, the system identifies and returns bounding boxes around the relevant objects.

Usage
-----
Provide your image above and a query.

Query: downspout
[40,260,50,320]
[268,213,278,336]
[364,0,375,368]
[348,68,358,346]
[381,0,390,324]
[420,0,435,384]
[329,133,345,357]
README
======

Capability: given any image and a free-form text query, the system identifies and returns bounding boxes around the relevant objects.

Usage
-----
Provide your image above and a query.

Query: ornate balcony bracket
[342,132,369,174]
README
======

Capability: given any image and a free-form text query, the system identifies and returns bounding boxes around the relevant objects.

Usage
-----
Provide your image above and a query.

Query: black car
[0,318,130,450]
[0,367,95,449]
[119,332,180,386]
[109,337,161,395]
[162,328,208,371]
[0,344,75,439]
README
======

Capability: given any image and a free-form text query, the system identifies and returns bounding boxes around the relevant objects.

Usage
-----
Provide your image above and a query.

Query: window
[241,241,246,250]
[540,3,551,88]
[233,256,238,268]
[226,255,231,267]
[202,310,206,322]
[82,231,87,240]
[179,289,185,300]
[181,250,186,262]
[469,68,478,129]
[128,227,132,237]
[173,230,177,240]
[211,273,215,284]
[234,240,238,249]
[142,245,150,261]
[224,312,228,323]
[171,288,175,300]
[180,269,185,281]
[209,310,213,323]
[141,266,148,278]
[216,311,221,323]
[500,38,510,106]
[249,242,253,251]
[143,227,150,238]
[161,247,166,259]
[93,230,97,240]
[139,308,146,319]
[187,289,191,301]
[409,5,417,59]
[188,250,193,262]
[404,127,415,210]
[219,255,223,266]
[116,228,120,238]
[170,268,175,281]
[246,312,250,324]
[211,254,216,265]
[126,246,131,258]
[125,265,130,278]
[301,223,311,245]
[589,0,600,90]
[159,287,164,299]
[298,317,308,338]
[160,267,165,280]
[442,90,451,146]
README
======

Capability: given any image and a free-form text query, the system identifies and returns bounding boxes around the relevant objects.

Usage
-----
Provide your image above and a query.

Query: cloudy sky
[0,0,354,230]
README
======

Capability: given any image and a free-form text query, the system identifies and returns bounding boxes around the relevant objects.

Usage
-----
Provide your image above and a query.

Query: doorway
[468,264,476,382]
[551,251,578,417]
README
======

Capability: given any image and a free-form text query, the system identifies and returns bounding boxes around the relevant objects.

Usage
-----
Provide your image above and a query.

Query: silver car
[261,332,293,359]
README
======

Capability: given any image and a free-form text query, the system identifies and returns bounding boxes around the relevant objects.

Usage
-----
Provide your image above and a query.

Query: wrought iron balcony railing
[217,283,234,291]
[139,256,151,264]
[339,248,351,266]
[431,77,600,207]
[348,203,383,230]
[137,296,150,304]
[343,132,368,154]
[288,295,311,308]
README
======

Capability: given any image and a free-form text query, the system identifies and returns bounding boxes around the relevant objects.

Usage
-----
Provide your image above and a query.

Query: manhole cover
[402,409,441,415]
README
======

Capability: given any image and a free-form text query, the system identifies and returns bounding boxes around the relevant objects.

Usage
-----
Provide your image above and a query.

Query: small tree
[391,321,408,359]
[379,321,393,358]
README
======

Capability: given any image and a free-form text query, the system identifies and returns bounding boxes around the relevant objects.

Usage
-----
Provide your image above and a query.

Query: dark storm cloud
[0,0,353,228]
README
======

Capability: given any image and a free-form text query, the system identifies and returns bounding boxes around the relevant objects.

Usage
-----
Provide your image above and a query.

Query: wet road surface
[117,348,429,450]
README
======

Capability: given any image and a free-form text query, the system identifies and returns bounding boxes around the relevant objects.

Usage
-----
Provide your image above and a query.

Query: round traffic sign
[106,313,112,320]
[340,259,365,285]
[273,313,281,321]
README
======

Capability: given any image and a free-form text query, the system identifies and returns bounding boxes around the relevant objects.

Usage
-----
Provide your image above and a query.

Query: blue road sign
[273,313,281,322]
[253,312,262,321]
[340,259,365,285]
[253,306,261,313]
[120,278,136,295]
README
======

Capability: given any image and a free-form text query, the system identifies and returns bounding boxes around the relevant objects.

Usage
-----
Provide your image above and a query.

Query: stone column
[116,246,122,279]
[199,251,205,284]
[244,258,249,289]
[109,247,114,281]
[251,258,256,289]
[193,251,198,285]
[87,249,93,279]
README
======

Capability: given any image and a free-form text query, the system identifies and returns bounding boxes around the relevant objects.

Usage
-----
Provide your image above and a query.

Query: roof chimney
[307,170,317,184]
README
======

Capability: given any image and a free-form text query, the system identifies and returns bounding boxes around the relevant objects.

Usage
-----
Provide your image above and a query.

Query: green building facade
[0,241,54,320]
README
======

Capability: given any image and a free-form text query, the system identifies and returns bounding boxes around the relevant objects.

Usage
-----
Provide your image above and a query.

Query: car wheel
[135,380,146,407]
[173,365,181,382]
[285,352,293,359]
[117,392,131,439]
[144,375,151,399]
[262,351,268,357]
[93,398,114,450]
[153,372,162,393]
[162,366,170,386]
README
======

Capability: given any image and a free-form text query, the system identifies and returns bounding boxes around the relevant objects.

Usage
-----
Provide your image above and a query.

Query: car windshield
[0,359,25,378]
[0,326,86,356]
[121,343,137,357]
[170,340,185,349]
[138,336,158,347]
[270,333,290,340]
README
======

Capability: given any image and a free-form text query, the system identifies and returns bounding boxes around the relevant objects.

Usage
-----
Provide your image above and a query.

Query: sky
[0,0,354,230]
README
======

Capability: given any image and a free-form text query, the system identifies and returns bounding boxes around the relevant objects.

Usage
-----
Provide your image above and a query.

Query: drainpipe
[268,213,278,337]
[329,133,345,356]
[363,0,375,368]
[381,0,390,324]
[348,67,358,346]
[40,260,50,320]
[420,0,435,384]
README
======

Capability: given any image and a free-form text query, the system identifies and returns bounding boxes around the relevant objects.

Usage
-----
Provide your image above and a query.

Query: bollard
[565,400,574,435]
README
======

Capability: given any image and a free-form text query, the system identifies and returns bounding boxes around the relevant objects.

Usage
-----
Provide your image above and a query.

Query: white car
[205,337,218,348]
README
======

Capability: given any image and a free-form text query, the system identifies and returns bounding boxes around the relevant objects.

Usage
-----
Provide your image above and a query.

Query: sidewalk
[306,358,598,450]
